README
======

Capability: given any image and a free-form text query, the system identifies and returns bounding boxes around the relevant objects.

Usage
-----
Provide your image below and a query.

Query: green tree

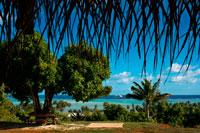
[1,31,57,114]
[126,79,171,118]
[57,43,112,102]
[0,33,112,116]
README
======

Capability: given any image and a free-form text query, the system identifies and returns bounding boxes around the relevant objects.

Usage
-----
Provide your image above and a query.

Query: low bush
[152,101,200,127]
[126,112,146,122]
[88,110,107,121]
[16,110,27,121]
[103,102,129,121]
[0,99,20,122]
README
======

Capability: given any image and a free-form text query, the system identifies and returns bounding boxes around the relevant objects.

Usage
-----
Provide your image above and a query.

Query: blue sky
[105,53,200,95]
[102,7,200,95]
[1,3,200,95]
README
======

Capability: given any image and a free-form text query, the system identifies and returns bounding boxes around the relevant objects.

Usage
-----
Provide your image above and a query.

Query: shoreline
[8,95,200,112]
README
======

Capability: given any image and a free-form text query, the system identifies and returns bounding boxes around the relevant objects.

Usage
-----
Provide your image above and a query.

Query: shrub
[0,99,17,117]
[144,116,154,122]
[182,104,200,127]
[88,110,107,121]
[154,101,168,123]
[16,110,27,121]
[55,112,71,122]
[154,101,185,127]
[125,112,146,122]
[70,109,86,121]
[165,103,184,127]
[0,99,20,122]
[103,102,128,121]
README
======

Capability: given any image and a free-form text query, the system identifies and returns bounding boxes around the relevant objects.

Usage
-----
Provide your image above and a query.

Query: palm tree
[126,79,171,118]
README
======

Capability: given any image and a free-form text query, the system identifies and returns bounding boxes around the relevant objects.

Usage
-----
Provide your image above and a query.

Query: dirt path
[86,123,124,128]
[0,123,124,132]
[0,123,86,132]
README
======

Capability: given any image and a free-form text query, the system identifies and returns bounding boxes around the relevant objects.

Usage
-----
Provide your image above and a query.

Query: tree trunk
[145,101,150,118]
[30,87,55,124]
[43,88,55,113]
[30,88,41,114]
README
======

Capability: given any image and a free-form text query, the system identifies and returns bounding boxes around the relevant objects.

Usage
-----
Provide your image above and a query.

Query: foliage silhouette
[1,1,200,73]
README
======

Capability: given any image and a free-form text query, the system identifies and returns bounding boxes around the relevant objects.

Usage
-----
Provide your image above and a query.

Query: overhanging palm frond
[142,79,151,95]
[152,79,160,93]
[133,81,143,90]
[153,93,172,103]
[131,84,144,96]
[1,0,200,74]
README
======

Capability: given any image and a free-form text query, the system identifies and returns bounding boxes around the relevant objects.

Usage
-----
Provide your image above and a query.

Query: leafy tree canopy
[57,42,112,102]
[0,32,112,111]
[0,31,57,102]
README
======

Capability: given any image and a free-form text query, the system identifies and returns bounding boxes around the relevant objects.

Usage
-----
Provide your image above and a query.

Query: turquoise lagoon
[9,95,200,112]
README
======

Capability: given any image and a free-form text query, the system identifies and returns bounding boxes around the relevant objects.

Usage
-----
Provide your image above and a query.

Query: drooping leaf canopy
[57,42,112,102]
[1,0,200,74]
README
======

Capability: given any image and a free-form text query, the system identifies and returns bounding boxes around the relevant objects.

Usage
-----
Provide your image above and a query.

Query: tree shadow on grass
[0,121,41,130]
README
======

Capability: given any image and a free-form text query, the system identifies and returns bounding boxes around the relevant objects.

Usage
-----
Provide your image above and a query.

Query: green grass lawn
[65,122,200,133]
[1,121,200,133]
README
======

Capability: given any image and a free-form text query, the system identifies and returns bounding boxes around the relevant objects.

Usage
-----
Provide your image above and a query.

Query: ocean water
[9,95,200,112]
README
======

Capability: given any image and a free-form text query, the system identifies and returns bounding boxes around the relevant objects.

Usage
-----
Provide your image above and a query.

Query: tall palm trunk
[145,101,150,118]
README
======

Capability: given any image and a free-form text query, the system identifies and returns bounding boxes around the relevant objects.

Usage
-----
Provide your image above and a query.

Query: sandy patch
[17,123,85,131]
[21,125,63,131]
[86,123,123,128]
